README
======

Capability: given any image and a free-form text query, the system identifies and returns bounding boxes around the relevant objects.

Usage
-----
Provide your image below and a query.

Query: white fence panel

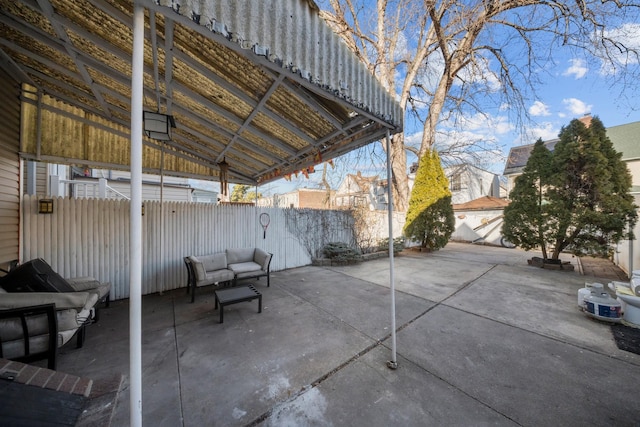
[22,197,396,300]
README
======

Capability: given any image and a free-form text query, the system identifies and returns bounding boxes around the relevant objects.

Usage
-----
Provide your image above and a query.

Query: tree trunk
[419,75,450,159]
[386,132,409,212]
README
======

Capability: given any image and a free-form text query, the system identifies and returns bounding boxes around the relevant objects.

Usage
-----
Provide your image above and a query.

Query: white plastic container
[578,282,601,309]
[583,284,622,323]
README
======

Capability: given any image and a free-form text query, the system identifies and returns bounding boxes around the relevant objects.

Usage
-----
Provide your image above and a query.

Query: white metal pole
[629,224,634,279]
[130,2,144,426]
[160,143,165,295]
[385,130,398,369]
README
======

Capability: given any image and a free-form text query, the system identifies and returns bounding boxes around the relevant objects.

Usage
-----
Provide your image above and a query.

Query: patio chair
[0,259,111,369]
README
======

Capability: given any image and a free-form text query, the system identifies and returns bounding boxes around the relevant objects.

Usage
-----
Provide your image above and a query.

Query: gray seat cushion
[228,261,262,276]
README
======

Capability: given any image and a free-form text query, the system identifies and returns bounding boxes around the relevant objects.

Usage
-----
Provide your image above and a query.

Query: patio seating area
[39,242,640,425]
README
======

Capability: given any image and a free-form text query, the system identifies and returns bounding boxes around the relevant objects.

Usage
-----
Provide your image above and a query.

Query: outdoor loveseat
[0,259,110,369]
[186,248,272,302]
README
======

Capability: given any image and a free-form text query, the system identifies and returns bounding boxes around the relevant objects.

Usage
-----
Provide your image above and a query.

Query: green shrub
[378,237,405,253]
[322,242,362,262]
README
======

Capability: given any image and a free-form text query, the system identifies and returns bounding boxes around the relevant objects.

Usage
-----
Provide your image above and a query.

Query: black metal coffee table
[214,284,262,323]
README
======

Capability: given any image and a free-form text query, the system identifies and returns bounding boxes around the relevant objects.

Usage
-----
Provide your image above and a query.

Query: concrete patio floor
[56,242,640,426]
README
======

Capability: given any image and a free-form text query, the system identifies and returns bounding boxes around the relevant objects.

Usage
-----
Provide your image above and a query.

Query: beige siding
[23,161,48,195]
[0,69,21,266]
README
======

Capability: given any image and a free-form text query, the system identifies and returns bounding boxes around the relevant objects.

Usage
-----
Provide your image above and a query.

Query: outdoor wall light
[143,111,175,141]
[38,198,54,214]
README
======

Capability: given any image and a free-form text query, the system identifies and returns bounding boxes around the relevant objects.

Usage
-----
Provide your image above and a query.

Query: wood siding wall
[0,70,21,267]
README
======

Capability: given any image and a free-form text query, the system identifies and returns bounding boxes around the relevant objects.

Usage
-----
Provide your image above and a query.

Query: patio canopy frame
[0,1,403,425]
[1,0,402,185]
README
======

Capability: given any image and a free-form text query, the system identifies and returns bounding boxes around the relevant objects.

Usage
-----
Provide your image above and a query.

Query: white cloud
[515,122,560,145]
[599,22,640,75]
[562,59,588,79]
[562,98,592,115]
[529,101,551,117]
[442,112,513,136]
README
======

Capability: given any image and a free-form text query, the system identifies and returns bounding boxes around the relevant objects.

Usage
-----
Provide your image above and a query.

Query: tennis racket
[259,213,270,239]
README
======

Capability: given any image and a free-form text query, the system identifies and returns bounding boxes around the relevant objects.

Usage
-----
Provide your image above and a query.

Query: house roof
[503,120,640,176]
[503,139,559,176]
[452,196,509,211]
[606,121,640,160]
[0,0,402,185]
[346,172,378,193]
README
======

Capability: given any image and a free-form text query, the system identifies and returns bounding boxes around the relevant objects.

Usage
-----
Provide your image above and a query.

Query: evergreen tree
[502,139,554,258]
[546,117,637,259]
[403,150,455,250]
[503,116,637,260]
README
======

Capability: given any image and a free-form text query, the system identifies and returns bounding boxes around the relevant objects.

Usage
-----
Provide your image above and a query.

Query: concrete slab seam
[170,297,186,427]
[380,343,524,426]
[105,375,126,427]
[243,267,498,427]
[245,338,383,427]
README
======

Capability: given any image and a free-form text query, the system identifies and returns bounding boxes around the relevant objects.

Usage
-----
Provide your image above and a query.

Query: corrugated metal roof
[0,0,403,185]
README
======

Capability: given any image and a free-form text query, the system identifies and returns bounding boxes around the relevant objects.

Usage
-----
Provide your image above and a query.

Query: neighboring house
[451,196,510,246]
[502,139,559,193]
[335,172,389,210]
[24,162,218,202]
[258,188,335,209]
[409,162,504,204]
[335,171,378,209]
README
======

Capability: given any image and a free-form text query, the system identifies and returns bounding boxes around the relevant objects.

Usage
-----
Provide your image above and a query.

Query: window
[451,174,461,191]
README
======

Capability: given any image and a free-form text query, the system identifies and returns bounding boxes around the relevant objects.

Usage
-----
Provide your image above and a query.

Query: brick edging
[0,358,92,397]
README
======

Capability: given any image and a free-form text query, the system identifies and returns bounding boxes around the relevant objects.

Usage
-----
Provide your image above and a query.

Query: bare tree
[319,0,640,210]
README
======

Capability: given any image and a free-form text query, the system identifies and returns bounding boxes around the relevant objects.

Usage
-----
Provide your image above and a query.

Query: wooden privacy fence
[22,196,402,300]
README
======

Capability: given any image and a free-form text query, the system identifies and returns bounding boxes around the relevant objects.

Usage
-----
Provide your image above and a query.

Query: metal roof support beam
[164,19,175,113]
[169,48,319,146]
[283,80,345,130]
[170,130,272,171]
[150,11,162,112]
[170,104,284,165]
[173,83,299,157]
[0,47,37,86]
[263,117,374,175]
[218,73,285,161]
[35,0,113,118]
